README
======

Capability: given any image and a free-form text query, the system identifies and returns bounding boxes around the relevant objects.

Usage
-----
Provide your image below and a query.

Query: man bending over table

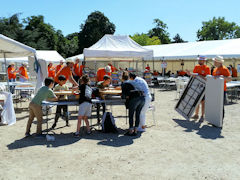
[25,78,57,138]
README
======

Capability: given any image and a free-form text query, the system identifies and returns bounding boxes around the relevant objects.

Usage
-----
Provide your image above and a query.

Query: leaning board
[205,75,224,127]
[175,76,206,120]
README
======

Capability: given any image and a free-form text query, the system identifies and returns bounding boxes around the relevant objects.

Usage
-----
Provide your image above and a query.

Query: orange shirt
[212,65,231,91]
[8,67,17,79]
[54,66,72,83]
[153,71,159,76]
[73,63,80,76]
[79,65,85,77]
[232,67,238,77]
[55,64,64,74]
[97,68,111,82]
[110,65,117,72]
[48,66,55,78]
[19,66,29,79]
[193,64,211,77]
[178,70,186,76]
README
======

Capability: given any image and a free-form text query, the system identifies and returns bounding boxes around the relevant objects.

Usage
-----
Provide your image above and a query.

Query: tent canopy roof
[83,34,153,60]
[144,38,240,60]
[36,50,65,62]
[0,34,36,58]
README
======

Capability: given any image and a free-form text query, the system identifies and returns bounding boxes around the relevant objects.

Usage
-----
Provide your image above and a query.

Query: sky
[0,0,240,42]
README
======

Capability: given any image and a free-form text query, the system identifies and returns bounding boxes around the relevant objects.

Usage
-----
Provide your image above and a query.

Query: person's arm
[69,74,78,86]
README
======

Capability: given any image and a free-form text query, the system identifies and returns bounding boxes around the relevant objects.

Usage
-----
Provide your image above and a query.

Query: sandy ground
[1,89,240,180]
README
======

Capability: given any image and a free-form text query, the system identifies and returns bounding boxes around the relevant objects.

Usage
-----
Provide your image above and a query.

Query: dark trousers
[53,105,69,126]
[128,96,145,129]
[97,103,105,123]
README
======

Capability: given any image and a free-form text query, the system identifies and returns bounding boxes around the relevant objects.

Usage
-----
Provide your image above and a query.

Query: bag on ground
[101,112,118,133]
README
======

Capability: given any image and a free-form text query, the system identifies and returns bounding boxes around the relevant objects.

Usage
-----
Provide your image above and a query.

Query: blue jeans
[9,78,16,94]
[128,96,145,129]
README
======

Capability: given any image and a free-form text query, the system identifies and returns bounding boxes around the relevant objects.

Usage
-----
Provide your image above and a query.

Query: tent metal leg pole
[4,53,10,92]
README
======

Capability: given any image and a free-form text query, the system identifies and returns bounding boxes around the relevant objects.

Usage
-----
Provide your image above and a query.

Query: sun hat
[212,55,224,63]
[197,55,207,61]
[66,59,74,64]
[105,65,111,73]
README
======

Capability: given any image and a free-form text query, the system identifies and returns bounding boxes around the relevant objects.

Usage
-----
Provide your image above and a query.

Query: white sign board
[205,75,224,127]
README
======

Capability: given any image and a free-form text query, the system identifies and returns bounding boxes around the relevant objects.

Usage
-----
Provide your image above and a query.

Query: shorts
[78,102,92,117]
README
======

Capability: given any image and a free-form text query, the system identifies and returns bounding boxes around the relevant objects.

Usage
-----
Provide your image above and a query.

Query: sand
[1,90,240,180]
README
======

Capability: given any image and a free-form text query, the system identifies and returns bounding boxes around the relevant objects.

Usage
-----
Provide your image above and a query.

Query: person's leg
[83,116,91,133]
[32,103,43,135]
[193,105,200,119]
[135,97,145,132]
[25,103,35,134]
[139,95,151,129]
[128,99,138,132]
[63,105,69,126]
[223,92,226,120]
[52,105,61,128]
[201,100,205,117]
[76,115,83,133]
[96,103,101,123]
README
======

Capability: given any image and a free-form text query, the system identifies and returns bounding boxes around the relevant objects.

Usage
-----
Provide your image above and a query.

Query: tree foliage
[197,17,240,40]
[148,19,171,44]
[78,11,116,53]
[130,33,161,46]
[172,33,185,43]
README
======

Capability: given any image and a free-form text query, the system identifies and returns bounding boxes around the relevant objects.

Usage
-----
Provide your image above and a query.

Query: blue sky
[0,0,239,42]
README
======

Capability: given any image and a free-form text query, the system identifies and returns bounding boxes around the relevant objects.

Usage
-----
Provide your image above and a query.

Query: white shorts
[78,102,92,117]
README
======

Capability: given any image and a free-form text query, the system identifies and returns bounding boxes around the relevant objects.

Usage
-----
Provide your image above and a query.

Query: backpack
[101,112,118,133]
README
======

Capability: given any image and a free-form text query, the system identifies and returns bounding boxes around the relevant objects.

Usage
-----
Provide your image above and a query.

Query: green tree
[148,19,171,44]
[24,15,58,50]
[130,33,161,46]
[172,33,185,43]
[197,17,240,40]
[78,11,116,53]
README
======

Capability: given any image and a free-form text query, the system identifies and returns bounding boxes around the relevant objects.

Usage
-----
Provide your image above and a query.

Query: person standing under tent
[73,58,81,83]
[55,60,64,75]
[229,64,238,77]
[54,59,78,87]
[187,55,211,122]
[145,64,150,71]
[212,55,231,120]
[129,72,152,132]
[96,65,111,82]
[79,61,86,77]
[18,63,29,82]
[48,62,55,79]
[7,63,18,94]
[108,62,118,72]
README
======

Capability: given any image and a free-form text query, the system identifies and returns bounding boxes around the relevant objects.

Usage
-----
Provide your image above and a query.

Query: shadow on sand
[173,118,224,140]
[7,128,142,150]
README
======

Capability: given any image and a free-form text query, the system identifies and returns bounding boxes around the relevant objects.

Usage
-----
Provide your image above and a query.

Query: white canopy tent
[68,53,84,61]
[0,34,36,90]
[83,34,153,60]
[144,38,240,60]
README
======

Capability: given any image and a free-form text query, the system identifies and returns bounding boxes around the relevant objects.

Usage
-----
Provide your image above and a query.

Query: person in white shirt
[129,73,152,132]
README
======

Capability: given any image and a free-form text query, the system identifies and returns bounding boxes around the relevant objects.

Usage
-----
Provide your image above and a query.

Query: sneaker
[199,116,204,122]
[73,132,80,137]
[25,132,31,138]
[192,114,199,119]
[35,134,45,138]
[137,127,146,132]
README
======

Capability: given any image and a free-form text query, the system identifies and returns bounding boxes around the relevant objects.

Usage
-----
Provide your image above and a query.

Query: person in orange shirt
[73,58,81,83]
[178,70,187,76]
[54,59,78,86]
[187,56,211,121]
[7,63,18,94]
[229,64,238,77]
[108,63,118,72]
[79,61,86,77]
[48,62,56,79]
[212,55,231,120]
[55,60,64,75]
[97,66,111,82]
[19,63,29,82]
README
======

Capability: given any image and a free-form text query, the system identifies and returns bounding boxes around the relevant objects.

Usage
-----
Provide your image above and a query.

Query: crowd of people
[5,56,235,138]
